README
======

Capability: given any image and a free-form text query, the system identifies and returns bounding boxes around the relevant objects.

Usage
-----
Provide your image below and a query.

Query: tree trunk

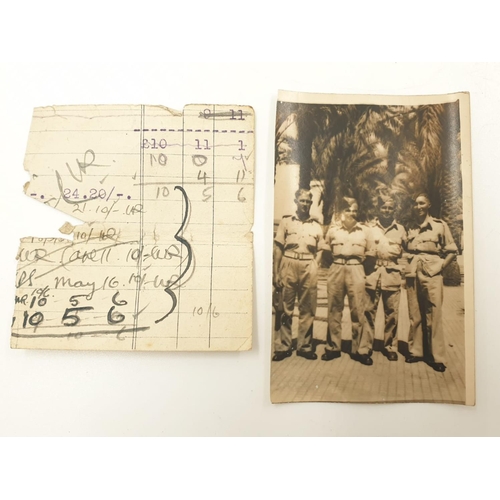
[296,109,315,190]
[439,101,462,245]
[439,101,463,286]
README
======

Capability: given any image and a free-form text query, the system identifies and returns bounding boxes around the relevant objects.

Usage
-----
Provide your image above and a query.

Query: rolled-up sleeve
[274,218,286,250]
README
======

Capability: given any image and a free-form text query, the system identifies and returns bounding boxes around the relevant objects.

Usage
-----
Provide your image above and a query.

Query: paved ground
[271,267,466,404]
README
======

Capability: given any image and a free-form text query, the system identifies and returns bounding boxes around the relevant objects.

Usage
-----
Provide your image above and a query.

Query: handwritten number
[236,170,246,183]
[29,312,44,327]
[192,154,207,167]
[202,186,212,202]
[30,286,49,308]
[192,304,219,319]
[156,186,170,199]
[107,306,125,325]
[102,293,128,325]
[197,170,207,185]
[72,203,87,213]
[61,306,94,327]
[150,153,168,166]
[22,310,45,328]
[111,291,127,306]
[69,294,89,307]
[238,187,246,203]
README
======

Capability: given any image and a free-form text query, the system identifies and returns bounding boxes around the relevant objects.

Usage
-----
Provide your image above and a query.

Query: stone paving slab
[271,282,465,404]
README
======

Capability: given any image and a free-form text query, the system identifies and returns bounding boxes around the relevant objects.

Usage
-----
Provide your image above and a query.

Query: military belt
[376,259,397,267]
[409,250,439,255]
[332,256,362,265]
[283,251,314,261]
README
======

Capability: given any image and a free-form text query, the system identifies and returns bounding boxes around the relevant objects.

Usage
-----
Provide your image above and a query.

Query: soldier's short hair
[340,196,358,211]
[377,194,395,207]
[414,192,431,204]
[295,188,313,200]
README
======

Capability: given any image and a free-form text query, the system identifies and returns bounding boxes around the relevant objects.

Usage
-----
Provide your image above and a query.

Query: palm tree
[439,101,463,285]
[276,101,464,285]
[439,101,463,246]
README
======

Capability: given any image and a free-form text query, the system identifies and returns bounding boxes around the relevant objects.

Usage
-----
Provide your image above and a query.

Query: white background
[3,62,497,437]
[0,2,499,497]
[0,63,500,436]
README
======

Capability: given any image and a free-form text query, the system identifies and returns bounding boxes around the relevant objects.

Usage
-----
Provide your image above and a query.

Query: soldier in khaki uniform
[405,193,458,372]
[273,189,324,361]
[364,196,407,362]
[322,197,373,365]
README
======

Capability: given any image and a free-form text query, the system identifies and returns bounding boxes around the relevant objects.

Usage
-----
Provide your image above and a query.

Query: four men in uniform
[273,190,458,374]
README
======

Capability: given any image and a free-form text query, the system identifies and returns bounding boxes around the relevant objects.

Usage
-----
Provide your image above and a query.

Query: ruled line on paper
[12,104,254,352]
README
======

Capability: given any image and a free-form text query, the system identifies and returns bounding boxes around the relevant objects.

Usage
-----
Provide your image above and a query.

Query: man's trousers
[364,282,401,353]
[274,257,318,353]
[325,263,369,355]
[406,266,446,364]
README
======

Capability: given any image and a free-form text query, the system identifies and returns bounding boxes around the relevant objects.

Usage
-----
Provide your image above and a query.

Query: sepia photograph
[271,91,474,404]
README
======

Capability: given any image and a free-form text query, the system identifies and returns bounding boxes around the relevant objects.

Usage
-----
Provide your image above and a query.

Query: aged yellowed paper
[12,104,254,351]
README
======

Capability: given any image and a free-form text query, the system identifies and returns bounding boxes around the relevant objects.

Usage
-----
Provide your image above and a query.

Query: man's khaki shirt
[275,215,324,255]
[324,220,370,258]
[365,218,407,290]
[406,216,458,277]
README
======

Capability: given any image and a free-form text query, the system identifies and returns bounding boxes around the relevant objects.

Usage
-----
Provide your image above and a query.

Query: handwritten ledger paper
[12,104,254,351]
